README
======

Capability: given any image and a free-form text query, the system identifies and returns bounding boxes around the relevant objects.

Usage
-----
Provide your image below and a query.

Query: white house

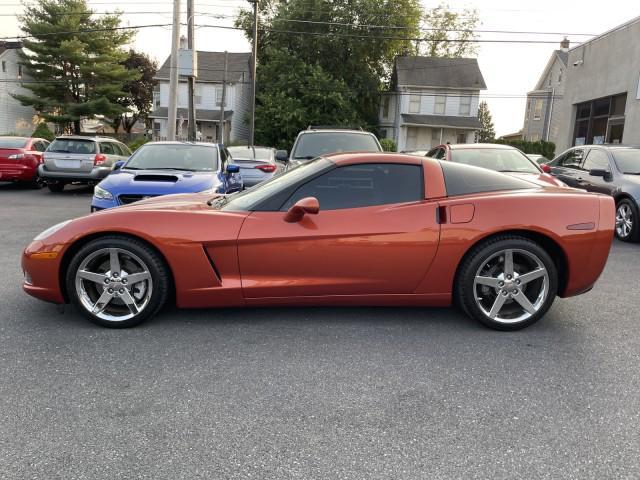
[379,56,487,151]
[0,42,36,135]
[149,49,252,143]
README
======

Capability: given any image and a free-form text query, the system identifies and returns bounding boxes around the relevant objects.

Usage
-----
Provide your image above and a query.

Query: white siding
[397,87,480,116]
[0,49,36,135]
[231,81,250,142]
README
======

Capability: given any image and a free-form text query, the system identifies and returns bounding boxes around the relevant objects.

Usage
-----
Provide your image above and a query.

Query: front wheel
[615,199,639,242]
[66,236,170,328]
[455,236,558,331]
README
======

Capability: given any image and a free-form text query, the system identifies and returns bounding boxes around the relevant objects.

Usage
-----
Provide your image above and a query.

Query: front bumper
[22,241,66,304]
[38,164,112,183]
[91,196,119,212]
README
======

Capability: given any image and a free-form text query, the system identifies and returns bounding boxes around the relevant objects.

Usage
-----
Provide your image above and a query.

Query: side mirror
[113,160,125,171]
[589,168,610,178]
[226,164,240,174]
[540,163,551,173]
[275,149,289,162]
[284,197,319,223]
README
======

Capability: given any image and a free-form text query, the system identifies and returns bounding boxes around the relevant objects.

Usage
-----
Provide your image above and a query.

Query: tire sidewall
[615,199,639,243]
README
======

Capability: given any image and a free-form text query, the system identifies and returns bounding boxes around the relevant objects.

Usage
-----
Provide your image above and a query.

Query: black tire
[614,198,640,242]
[24,176,43,189]
[48,182,65,193]
[65,236,170,328]
[455,235,558,331]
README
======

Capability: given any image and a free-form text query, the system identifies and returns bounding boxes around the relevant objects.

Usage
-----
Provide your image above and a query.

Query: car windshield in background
[217,158,331,211]
[227,146,272,161]
[125,144,218,171]
[452,149,540,174]
[613,150,640,174]
[0,138,28,149]
[49,139,96,154]
[293,133,380,160]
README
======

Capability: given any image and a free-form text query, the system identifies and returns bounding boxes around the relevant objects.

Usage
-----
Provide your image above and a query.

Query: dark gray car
[547,145,640,241]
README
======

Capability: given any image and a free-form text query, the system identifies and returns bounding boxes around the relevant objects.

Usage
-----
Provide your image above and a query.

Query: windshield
[49,138,96,154]
[215,158,332,211]
[0,138,28,149]
[125,144,218,171]
[613,149,640,174]
[451,148,540,174]
[227,146,272,161]
[293,132,380,160]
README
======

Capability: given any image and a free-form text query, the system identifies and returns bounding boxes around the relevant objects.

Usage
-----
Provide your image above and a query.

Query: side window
[426,148,440,158]
[435,148,446,160]
[583,149,611,172]
[219,147,227,168]
[224,148,232,161]
[560,149,585,169]
[281,163,423,211]
[120,143,132,156]
[32,141,44,152]
[100,142,115,155]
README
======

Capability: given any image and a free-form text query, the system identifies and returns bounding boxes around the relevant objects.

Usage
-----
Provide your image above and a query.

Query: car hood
[99,169,218,194]
[505,172,567,188]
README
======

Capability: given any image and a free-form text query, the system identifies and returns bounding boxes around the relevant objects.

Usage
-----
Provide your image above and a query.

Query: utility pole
[218,51,228,144]
[167,0,180,141]
[248,0,258,147]
[187,0,197,141]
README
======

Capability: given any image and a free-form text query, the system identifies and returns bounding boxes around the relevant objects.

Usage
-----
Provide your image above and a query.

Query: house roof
[155,51,251,83]
[533,49,568,91]
[0,41,23,58]
[395,56,486,89]
[149,107,233,122]
[401,114,482,129]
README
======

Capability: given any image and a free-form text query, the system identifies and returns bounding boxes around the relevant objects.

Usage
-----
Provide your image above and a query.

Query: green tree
[476,101,495,143]
[32,122,55,141]
[110,50,157,133]
[15,0,138,134]
[379,138,397,152]
[422,3,480,58]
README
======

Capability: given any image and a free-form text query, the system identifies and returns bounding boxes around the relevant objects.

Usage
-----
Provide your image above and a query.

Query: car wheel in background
[66,236,170,328]
[455,235,558,331]
[615,199,639,242]
[47,182,65,193]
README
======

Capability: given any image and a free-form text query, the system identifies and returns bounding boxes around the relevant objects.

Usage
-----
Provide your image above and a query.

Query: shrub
[32,123,55,141]
[495,139,556,159]
[128,137,149,152]
[379,138,397,152]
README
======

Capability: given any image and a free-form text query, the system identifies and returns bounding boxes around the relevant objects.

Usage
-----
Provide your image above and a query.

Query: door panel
[550,148,586,187]
[579,149,617,195]
[238,202,440,298]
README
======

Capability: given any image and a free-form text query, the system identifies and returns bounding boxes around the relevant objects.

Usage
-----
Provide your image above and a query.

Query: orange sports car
[22,153,615,331]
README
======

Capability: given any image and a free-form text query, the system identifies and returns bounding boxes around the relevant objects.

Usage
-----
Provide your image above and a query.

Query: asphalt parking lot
[1,182,639,479]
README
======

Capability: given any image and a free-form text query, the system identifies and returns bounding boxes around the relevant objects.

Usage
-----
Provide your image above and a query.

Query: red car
[0,136,50,187]
[22,153,614,331]
[425,143,565,188]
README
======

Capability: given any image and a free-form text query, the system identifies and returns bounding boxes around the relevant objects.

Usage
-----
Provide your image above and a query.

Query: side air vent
[133,175,179,182]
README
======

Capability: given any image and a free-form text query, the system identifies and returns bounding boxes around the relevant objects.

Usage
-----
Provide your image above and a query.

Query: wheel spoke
[503,250,514,276]
[77,270,108,284]
[91,289,114,314]
[517,268,546,285]
[488,294,507,319]
[109,249,121,275]
[513,291,537,315]
[119,289,140,314]
[124,271,150,284]
[475,275,500,288]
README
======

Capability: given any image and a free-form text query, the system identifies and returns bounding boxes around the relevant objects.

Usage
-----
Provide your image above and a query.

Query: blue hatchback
[91,142,243,211]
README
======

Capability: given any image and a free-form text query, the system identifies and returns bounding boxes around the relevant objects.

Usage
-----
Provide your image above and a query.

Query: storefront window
[573,93,627,146]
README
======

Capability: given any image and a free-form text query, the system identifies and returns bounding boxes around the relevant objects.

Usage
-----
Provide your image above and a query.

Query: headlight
[94,185,113,200]
[33,220,72,241]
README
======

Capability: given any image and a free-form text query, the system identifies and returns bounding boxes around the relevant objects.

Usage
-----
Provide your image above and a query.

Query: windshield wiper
[293,155,315,160]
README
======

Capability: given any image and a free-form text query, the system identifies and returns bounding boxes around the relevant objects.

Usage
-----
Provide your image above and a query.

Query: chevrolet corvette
[22,153,615,331]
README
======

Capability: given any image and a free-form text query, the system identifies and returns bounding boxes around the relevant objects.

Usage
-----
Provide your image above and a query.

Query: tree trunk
[73,120,81,134]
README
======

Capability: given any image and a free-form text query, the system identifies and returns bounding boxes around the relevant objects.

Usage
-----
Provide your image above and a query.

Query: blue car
[91,142,242,211]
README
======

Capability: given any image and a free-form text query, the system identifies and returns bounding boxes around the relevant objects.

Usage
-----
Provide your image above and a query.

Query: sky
[1,0,639,136]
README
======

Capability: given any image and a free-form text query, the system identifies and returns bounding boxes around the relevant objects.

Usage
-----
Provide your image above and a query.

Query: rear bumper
[38,164,112,182]
[0,164,38,182]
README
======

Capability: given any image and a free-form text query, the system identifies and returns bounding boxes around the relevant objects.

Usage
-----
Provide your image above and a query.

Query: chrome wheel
[74,247,153,322]
[616,203,633,239]
[473,248,549,324]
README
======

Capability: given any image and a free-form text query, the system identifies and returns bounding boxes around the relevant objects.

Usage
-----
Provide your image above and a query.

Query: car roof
[324,151,427,166]
[54,135,119,142]
[445,143,518,150]
[142,141,220,147]
[575,144,640,150]
[0,136,31,140]
[298,129,375,135]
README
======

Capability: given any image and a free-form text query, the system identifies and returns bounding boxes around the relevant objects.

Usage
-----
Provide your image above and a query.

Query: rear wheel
[615,199,639,242]
[48,182,65,193]
[66,236,170,328]
[456,236,558,331]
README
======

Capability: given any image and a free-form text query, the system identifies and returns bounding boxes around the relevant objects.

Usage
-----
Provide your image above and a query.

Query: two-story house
[0,41,36,135]
[379,56,486,151]
[149,49,252,143]
[522,38,569,144]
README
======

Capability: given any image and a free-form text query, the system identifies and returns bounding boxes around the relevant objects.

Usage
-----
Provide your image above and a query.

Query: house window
[382,96,390,119]
[379,128,387,139]
[1,61,5,73]
[434,93,446,115]
[215,87,226,107]
[18,65,22,78]
[153,122,160,138]
[431,128,441,146]
[195,85,202,106]
[408,92,420,113]
[558,69,563,83]
[533,98,543,120]
[459,96,471,116]
[406,127,418,149]
[456,133,467,144]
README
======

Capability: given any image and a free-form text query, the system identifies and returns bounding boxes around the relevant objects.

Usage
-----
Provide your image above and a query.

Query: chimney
[179,35,187,50]
[560,37,570,52]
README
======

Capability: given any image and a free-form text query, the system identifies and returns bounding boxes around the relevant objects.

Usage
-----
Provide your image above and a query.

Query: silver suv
[39,136,132,192]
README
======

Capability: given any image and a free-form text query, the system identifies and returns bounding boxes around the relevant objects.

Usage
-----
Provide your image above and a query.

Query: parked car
[0,136,50,188]
[91,142,242,211]
[277,127,383,166]
[39,136,131,192]
[547,145,640,242]
[23,152,614,331]
[227,146,283,188]
[426,143,565,188]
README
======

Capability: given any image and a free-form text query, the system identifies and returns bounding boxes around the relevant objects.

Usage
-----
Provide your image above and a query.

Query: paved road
[1,183,639,479]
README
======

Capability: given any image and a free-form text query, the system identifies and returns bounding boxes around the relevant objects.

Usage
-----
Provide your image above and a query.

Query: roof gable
[156,51,251,83]
[533,50,568,91]
[394,56,486,89]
